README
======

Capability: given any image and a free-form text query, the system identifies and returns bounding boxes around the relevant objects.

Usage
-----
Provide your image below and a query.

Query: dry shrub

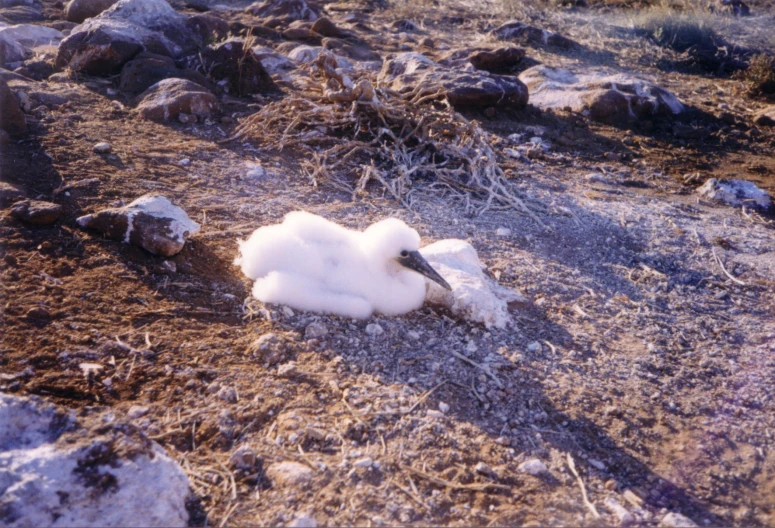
[742,53,775,97]
[632,9,718,52]
[228,53,545,223]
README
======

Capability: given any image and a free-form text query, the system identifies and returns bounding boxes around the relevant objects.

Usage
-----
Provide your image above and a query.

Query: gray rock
[229,445,258,470]
[251,46,296,75]
[136,78,217,122]
[10,199,62,224]
[0,24,63,66]
[245,0,318,22]
[659,512,698,527]
[93,141,111,153]
[265,461,313,487]
[201,38,279,97]
[0,5,42,23]
[0,77,25,134]
[76,194,200,257]
[304,321,328,339]
[288,515,318,528]
[518,458,548,475]
[126,405,149,419]
[518,65,684,123]
[217,386,238,403]
[310,17,345,38]
[379,52,528,109]
[56,0,197,75]
[64,0,119,23]
[697,178,772,210]
[0,393,190,527]
[365,323,384,336]
[492,20,578,49]
[118,52,177,94]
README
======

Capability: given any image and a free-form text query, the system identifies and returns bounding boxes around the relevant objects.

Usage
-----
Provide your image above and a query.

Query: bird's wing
[253,271,373,319]
[237,224,324,280]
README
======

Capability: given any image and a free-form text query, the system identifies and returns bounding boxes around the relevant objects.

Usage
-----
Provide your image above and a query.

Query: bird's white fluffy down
[235,212,433,318]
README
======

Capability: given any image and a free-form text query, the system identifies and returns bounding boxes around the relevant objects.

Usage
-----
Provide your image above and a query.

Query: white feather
[235,212,430,318]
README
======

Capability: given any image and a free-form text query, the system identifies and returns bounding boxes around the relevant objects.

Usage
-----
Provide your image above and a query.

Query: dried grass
[228,53,545,224]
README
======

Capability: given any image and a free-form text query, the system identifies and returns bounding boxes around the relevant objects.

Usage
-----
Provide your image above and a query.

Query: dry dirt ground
[2,0,775,526]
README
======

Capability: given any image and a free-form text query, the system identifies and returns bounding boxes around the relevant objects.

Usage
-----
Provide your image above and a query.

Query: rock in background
[76,194,200,256]
[0,393,190,527]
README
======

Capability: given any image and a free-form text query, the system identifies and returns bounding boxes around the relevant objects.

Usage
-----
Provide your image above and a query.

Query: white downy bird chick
[235,212,451,318]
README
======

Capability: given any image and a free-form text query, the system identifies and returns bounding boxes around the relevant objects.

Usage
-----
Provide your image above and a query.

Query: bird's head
[363,218,452,290]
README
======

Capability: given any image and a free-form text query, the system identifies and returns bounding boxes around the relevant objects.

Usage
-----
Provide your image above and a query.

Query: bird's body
[236,212,450,318]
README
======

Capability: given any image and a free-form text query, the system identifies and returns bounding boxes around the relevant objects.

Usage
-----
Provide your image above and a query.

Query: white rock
[282,306,295,317]
[217,386,238,403]
[365,323,384,336]
[127,405,149,419]
[245,162,266,179]
[518,458,548,475]
[604,498,635,525]
[252,46,296,74]
[353,457,373,468]
[518,65,684,121]
[527,341,541,353]
[0,24,63,64]
[659,512,698,527]
[0,394,189,527]
[474,461,492,475]
[588,458,606,470]
[697,178,772,210]
[229,445,257,470]
[288,45,352,69]
[277,362,297,377]
[407,330,420,340]
[305,321,328,339]
[438,402,450,414]
[420,239,527,329]
[288,515,318,528]
[426,409,445,419]
[178,158,190,166]
[266,461,313,487]
[495,227,512,236]
[93,141,111,153]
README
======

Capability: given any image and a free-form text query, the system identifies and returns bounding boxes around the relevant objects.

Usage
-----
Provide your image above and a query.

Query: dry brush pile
[229,52,544,222]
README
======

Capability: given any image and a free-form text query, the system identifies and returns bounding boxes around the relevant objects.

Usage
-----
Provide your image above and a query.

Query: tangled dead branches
[229,52,543,222]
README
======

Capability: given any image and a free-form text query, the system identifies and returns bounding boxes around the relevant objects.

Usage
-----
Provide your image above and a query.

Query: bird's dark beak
[397,250,452,290]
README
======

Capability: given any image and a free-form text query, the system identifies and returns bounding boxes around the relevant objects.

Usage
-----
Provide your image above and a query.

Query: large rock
[492,20,578,49]
[136,78,217,122]
[697,178,772,210]
[118,52,176,94]
[201,38,279,96]
[10,199,62,224]
[76,194,200,256]
[0,5,43,23]
[0,24,63,66]
[518,65,684,122]
[0,77,25,134]
[0,394,190,527]
[56,0,197,75]
[420,239,527,329]
[64,0,119,23]
[379,52,528,109]
[245,0,318,22]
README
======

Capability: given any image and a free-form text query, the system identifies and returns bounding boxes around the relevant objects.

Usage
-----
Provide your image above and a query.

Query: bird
[235,211,451,319]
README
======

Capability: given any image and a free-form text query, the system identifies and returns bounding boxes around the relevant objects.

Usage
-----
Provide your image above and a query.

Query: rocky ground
[2,0,775,526]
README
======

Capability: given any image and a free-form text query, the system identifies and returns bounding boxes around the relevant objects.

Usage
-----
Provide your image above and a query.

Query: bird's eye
[400,250,409,257]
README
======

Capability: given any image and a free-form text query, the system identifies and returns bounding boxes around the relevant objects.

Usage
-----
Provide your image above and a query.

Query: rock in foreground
[421,239,527,329]
[697,178,772,210]
[77,194,200,256]
[0,393,190,527]
[518,65,684,123]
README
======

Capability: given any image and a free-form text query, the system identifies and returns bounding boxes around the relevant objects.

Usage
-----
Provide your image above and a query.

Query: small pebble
[365,323,384,336]
[474,462,492,475]
[93,142,111,154]
[305,321,328,339]
[278,362,298,377]
[127,405,149,419]
[518,458,547,476]
[179,158,191,166]
[407,330,420,340]
[438,402,450,414]
[426,409,445,419]
[217,386,238,403]
[496,227,512,237]
[246,163,266,179]
[353,457,373,468]
[527,341,542,353]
